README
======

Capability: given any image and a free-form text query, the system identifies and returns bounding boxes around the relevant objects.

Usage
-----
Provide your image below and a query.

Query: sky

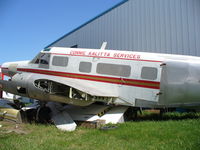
[0,0,123,64]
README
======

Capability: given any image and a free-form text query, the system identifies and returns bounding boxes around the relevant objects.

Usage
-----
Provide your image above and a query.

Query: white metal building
[47,0,200,56]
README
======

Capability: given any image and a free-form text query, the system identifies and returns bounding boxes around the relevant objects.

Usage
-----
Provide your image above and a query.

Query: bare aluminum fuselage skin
[1,47,200,108]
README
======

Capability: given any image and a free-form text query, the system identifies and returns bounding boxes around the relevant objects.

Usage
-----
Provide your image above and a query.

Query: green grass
[0,113,200,150]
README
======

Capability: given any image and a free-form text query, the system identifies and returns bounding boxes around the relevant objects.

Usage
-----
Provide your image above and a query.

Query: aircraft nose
[1,62,18,77]
[1,62,9,68]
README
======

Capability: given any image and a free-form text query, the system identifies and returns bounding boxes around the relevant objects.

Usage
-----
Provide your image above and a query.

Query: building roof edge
[45,0,129,48]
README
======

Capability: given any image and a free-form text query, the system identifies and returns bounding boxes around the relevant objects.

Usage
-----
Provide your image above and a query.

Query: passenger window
[96,63,131,77]
[52,56,68,67]
[79,62,92,73]
[141,67,158,80]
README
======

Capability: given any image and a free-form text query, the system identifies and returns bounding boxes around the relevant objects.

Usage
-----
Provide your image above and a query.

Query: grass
[0,112,200,150]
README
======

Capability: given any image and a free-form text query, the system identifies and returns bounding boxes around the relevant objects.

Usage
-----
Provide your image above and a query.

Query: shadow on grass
[132,112,200,122]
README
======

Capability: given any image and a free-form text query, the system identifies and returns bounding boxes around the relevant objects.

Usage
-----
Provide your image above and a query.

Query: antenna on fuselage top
[100,42,107,50]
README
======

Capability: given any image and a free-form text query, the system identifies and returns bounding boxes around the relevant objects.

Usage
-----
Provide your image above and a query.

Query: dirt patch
[0,120,29,135]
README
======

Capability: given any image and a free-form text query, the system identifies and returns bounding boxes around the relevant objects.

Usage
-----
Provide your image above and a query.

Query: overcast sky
[0,0,123,64]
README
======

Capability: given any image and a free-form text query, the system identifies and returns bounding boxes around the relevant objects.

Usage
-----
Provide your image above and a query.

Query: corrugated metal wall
[48,0,200,56]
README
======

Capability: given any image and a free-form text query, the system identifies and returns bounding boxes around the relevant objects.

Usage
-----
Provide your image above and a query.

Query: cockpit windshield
[30,52,50,68]
[31,53,50,64]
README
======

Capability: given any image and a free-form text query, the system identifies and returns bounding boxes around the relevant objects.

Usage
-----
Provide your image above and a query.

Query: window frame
[96,63,131,77]
[52,56,69,67]
[79,61,92,73]
[141,66,158,80]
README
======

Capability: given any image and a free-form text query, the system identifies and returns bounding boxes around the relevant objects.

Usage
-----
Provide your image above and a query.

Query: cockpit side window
[40,53,50,65]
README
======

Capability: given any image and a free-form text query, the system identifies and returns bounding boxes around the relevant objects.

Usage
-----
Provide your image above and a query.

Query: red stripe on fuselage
[17,68,160,89]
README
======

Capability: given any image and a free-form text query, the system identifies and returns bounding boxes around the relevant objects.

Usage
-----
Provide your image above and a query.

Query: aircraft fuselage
[1,47,200,108]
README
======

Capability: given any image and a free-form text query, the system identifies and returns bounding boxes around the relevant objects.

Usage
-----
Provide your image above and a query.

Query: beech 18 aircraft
[1,46,200,109]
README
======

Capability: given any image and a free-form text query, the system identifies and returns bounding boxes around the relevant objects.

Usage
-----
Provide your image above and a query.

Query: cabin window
[141,67,158,80]
[79,62,92,73]
[96,63,131,77]
[52,56,68,67]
